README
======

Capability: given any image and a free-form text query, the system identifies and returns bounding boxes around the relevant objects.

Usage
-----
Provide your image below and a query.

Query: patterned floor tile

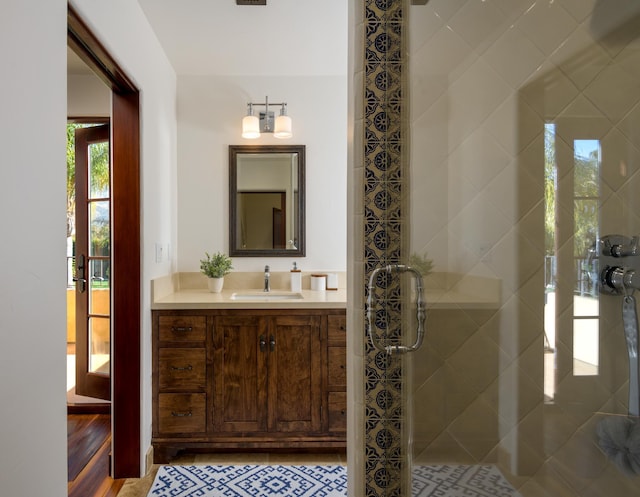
[412,465,521,497]
[147,464,347,497]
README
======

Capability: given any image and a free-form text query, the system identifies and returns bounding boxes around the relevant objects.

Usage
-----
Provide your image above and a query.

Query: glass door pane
[403,2,640,495]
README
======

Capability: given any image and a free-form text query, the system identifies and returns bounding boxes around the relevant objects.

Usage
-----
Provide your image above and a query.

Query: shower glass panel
[383,1,640,495]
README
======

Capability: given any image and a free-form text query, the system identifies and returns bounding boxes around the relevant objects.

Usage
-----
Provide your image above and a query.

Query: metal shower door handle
[367,264,426,355]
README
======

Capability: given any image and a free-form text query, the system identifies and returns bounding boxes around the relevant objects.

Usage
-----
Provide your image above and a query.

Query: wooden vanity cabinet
[213,314,322,434]
[152,308,346,463]
[326,314,347,434]
[211,314,266,434]
[154,315,208,436]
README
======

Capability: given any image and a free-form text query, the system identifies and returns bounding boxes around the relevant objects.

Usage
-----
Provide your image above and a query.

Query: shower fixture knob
[601,265,639,295]
[602,235,639,258]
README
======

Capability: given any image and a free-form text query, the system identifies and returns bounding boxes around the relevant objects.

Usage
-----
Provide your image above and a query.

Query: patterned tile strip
[363,0,407,496]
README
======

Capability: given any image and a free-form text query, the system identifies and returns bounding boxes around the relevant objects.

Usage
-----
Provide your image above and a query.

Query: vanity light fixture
[241,96,292,139]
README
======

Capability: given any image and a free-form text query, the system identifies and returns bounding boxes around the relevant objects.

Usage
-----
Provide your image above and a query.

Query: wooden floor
[68,413,125,497]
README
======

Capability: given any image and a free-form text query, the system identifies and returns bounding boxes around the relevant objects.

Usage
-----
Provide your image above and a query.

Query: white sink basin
[230,291,304,301]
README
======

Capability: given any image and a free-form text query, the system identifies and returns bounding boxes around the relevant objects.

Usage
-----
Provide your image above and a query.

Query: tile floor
[117,452,346,497]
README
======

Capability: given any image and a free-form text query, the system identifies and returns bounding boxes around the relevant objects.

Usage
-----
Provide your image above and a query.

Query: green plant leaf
[200,251,233,278]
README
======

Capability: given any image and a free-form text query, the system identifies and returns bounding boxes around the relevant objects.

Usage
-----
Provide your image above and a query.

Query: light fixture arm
[246,97,288,112]
[249,103,288,108]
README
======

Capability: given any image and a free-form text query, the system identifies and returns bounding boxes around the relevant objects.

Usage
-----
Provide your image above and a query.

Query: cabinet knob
[260,335,267,352]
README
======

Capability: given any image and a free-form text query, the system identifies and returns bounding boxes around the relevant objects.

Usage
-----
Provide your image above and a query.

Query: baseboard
[145,445,154,475]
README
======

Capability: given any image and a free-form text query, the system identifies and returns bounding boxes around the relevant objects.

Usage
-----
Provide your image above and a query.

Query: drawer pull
[170,365,193,371]
[171,326,193,332]
[171,410,193,417]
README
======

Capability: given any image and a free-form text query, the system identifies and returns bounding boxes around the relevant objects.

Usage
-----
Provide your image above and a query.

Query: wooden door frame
[68,5,141,478]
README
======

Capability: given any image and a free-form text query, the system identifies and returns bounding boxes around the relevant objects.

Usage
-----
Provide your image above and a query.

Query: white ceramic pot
[207,277,224,293]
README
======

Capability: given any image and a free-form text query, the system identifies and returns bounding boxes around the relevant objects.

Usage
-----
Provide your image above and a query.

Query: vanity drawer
[327,315,346,343]
[327,346,346,388]
[159,348,206,391]
[158,393,206,434]
[327,392,346,432]
[159,315,206,342]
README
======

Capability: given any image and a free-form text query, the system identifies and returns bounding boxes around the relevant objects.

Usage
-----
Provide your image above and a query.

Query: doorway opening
[68,4,141,478]
[66,119,112,409]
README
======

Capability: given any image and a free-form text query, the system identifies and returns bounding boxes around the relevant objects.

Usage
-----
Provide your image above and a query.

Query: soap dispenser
[290,262,302,292]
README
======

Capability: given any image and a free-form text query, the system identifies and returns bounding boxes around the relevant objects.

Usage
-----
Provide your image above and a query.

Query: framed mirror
[229,145,305,257]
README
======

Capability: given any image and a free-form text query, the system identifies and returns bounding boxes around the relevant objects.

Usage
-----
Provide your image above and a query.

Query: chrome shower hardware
[592,235,640,295]
[367,264,426,355]
[601,266,640,295]
[602,235,639,258]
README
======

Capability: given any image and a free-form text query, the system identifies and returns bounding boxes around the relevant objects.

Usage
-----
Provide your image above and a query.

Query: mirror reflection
[229,145,305,257]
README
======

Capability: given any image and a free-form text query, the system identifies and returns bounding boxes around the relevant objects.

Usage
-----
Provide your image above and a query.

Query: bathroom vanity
[151,274,347,463]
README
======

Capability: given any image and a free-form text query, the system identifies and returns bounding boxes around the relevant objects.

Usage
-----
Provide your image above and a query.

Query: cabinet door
[268,315,322,433]
[213,315,267,432]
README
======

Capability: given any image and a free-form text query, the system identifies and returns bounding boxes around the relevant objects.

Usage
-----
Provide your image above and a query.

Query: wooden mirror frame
[229,145,305,257]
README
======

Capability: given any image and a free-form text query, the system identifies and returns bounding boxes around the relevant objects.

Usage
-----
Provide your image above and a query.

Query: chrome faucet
[264,265,270,292]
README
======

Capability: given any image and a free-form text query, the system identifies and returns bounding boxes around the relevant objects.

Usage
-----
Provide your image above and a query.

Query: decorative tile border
[363,0,407,495]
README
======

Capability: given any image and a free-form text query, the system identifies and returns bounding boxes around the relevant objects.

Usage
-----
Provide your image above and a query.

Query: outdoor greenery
[67,123,110,248]
[544,125,557,257]
[66,124,77,239]
[544,125,599,259]
[200,251,234,278]
[544,125,600,296]
[572,150,600,258]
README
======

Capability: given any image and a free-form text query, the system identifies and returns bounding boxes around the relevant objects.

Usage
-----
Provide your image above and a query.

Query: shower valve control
[593,235,640,295]
[601,265,637,295]
[603,235,639,258]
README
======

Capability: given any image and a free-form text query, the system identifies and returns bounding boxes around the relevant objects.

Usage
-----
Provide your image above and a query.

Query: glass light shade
[242,115,260,139]
[274,115,292,139]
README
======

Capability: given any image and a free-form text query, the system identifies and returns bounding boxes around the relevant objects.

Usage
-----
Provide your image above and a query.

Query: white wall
[70,0,178,476]
[0,2,68,496]
[177,75,348,274]
[67,73,110,117]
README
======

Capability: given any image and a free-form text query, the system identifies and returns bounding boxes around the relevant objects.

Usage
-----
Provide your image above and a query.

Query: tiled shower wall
[353,0,640,496]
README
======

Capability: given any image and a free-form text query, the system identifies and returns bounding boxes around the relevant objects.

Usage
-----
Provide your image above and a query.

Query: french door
[74,124,111,401]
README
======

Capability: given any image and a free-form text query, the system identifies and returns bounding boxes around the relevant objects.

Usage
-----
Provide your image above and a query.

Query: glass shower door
[401,1,640,495]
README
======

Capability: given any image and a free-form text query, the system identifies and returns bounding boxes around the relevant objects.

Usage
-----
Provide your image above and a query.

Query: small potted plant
[200,251,233,293]
[408,252,433,276]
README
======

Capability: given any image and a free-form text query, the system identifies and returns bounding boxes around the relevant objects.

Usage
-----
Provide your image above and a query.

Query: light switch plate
[155,243,163,263]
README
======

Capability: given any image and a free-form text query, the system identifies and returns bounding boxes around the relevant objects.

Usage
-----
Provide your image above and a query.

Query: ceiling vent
[236,0,266,5]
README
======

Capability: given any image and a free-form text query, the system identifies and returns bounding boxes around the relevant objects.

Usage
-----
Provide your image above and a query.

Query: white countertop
[151,271,501,310]
[152,288,347,310]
